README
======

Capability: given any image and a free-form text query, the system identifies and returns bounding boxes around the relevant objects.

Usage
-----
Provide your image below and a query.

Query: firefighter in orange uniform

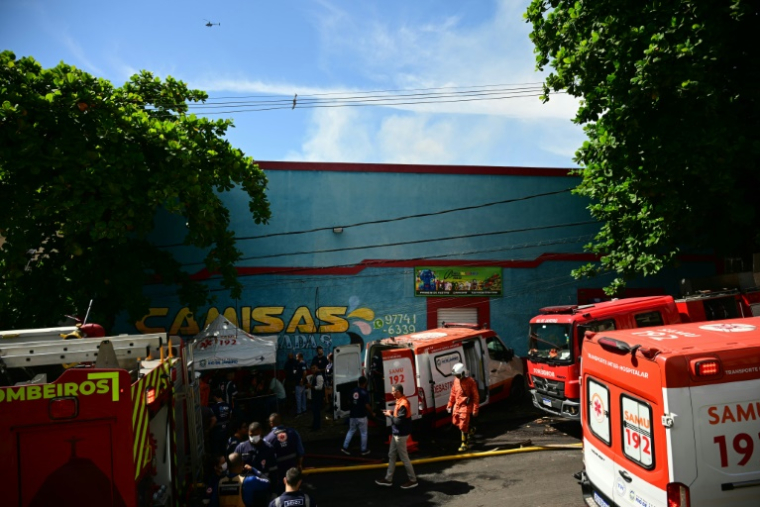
[446,363,479,451]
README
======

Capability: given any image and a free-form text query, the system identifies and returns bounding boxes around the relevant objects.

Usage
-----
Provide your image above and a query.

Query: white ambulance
[579,317,760,507]
[331,324,525,427]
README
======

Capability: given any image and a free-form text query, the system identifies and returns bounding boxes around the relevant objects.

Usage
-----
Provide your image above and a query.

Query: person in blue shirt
[226,419,249,456]
[219,452,271,507]
[310,346,328,373]
[264,413,305,495]
[293,353,308,417]
[234,422,278,480]
[203,454,227,507]
[269,468,316,507]
[341,376,374,455]
[210,390,232,456]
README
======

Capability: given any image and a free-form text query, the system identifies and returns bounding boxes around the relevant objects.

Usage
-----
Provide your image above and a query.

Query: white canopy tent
[192,315,277,371]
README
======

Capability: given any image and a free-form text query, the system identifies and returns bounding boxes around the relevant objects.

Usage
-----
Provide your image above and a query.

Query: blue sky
[1,0,586,167]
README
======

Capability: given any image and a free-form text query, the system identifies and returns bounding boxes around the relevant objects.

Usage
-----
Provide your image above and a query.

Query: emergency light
[49,397,78,420]
[145,387,156,405]
[689,358,721,377]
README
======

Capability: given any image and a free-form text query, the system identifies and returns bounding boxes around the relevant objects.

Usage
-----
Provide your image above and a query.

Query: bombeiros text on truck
[0,327,205,507]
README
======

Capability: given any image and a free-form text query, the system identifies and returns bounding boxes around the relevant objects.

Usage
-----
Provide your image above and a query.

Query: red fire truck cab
[527,296,681,419]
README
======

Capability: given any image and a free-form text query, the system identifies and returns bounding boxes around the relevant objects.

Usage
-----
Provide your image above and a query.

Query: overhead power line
[180,220,597,267]
[158,187,574,248]
[141,81,563,117]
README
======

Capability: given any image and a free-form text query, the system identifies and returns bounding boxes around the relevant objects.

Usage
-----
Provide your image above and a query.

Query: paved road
[295,398,586,507]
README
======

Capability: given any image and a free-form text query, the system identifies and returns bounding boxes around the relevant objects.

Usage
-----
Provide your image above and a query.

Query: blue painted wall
[127,162,719,365]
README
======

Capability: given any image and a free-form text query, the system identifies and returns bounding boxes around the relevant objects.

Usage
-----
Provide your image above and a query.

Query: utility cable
[157,187,574,248]
[179,220,596,266]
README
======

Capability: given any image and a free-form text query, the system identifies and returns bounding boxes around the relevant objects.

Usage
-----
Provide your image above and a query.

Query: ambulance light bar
[690,358,721,377]
[666,482,690,507]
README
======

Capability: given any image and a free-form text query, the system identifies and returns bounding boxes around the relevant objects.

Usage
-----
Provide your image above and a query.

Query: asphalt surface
[285,396,585,507]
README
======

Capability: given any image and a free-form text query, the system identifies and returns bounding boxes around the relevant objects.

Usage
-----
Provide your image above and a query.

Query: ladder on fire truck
[0,333,206,487]
[0,333,166,368]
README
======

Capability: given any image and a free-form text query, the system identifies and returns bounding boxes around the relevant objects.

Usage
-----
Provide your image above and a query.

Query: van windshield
[528,323,572,364]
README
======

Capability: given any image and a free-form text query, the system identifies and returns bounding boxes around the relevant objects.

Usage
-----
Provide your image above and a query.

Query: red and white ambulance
[579,317,760,507]
[332,324,524,427]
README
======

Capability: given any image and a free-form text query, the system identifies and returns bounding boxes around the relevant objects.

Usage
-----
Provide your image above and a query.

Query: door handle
[618,470,633,483]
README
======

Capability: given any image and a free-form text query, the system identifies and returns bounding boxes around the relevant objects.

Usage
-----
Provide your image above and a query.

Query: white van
[332,324,525,427]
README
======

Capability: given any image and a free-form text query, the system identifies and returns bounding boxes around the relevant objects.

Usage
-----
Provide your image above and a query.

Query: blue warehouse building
[127,161,719,365]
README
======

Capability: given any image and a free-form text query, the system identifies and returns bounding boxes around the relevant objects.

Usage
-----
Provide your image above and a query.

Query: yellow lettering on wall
[287,307,317,333]
[169,308,200,336]
[136,308,169,334]
[317,307,349,333]
[204,307,240,328]
[241,307,252,333]
[252,307,285,333]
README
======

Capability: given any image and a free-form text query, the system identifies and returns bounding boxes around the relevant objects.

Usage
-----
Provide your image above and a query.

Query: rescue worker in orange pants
[446,363,479,452]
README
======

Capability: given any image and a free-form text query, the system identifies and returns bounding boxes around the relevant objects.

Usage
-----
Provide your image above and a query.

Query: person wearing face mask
[234,422,278,480]
[446,363,479,452]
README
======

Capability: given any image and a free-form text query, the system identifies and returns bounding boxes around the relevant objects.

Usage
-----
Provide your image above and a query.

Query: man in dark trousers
[341,376,374,455]
[283,353,298,413]
[294,353,308,417]
[210,389,232,456]
[375,384,417,489]
[269,468,316,507]
[234,422,278,480]
[264,413,305,495]
[306,364,324,431]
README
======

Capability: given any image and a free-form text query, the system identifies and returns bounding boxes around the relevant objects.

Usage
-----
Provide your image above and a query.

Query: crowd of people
[199,348,335,507]
[195,350,474,504]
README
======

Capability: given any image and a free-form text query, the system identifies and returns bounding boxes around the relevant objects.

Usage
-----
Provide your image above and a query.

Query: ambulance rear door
[690,377,760,505]
[382,348,420,421]
[332,344,363,419]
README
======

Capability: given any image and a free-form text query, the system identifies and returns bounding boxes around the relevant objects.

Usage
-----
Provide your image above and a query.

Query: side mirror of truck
[503,348,515,362]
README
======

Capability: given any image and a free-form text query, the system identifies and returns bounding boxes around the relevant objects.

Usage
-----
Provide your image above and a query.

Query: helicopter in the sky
[204,20,220,27]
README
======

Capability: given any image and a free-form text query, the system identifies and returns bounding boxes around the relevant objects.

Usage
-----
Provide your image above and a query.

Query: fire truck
[527,296,682,420]
[527,289,760,421]
[578,317,760,507]
[0,330,205,507]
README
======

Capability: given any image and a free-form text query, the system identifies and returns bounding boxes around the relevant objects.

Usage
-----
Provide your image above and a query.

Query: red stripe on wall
[256,160,575,177]
[188,252,600,280]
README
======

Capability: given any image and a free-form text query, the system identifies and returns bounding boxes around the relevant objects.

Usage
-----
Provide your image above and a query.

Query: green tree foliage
[0,51,270,329]
[525,1,760,293]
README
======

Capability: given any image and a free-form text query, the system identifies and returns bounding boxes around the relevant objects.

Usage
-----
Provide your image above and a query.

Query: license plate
[542,398,552,407]
[592,492,610,507]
